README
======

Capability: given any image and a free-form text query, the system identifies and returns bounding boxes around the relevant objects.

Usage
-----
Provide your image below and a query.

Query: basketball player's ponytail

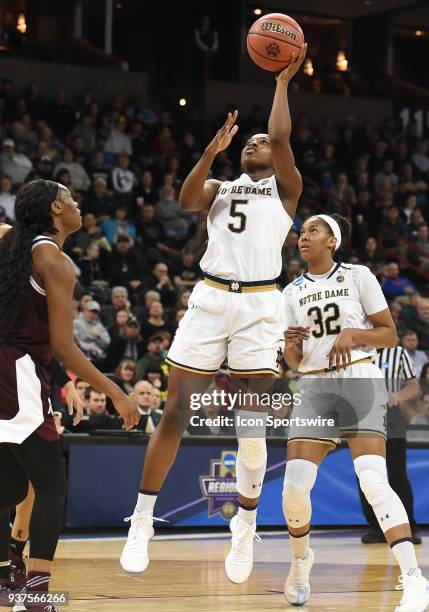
[330,213,351,260]
[0,180,59,331]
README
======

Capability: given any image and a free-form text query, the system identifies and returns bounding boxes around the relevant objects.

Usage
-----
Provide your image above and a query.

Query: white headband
[315,215,342,251]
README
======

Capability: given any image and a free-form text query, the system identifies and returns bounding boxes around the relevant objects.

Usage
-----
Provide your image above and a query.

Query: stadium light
[179,98,187,107]
[254,9,262,15]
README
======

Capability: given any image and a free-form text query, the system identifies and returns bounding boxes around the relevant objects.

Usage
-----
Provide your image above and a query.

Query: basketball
[247,13,305,72]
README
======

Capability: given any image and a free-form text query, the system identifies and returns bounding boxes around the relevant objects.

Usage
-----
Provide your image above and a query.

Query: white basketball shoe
[395,569,429,612]
[224,514,261,584]
[120,511,155,573]
[284,548,315,606]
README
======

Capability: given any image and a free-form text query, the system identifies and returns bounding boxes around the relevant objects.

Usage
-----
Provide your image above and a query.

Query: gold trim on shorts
[165,356,217,375]
[287,437,337,447]
[298,357,374,377]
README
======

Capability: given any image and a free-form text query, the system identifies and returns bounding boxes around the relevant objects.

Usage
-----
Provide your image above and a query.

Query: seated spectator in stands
[78,242,108,291]
[111,154,138,204]
[358,237,386,271]
[26,155,54,182]
[169,308,185,336]
[104,116,132,156]
[399,162,428,205]
[375,177,394,206]
[389,302,407,339]
[420,363,429,396]
[104,235,145,293]
[156,186,193,242]
[12,115,38,157]
[111,358,138,397]
[101,205,137,246]
[101,285,131,328]
[73,300,110,365]
[412,141,429,178]
[38,126,62,163]
[135,204,176,263]
[151,386,164,412]
[145,364,167,395]
[136,334,165,379]
[108,307,129,338]
[130,121,151,167]
[153,126,180,159]
[140,261,177,308]
[381,262,417,300]
[281,230,301,270]
[87,150,111,183]
[105,316,145,371]
[393,141,410,174]
[0,174,15,220]
[71,134,90,166]
[329,172,356,208]
[65,387,139,431]
[402,194,418,223]
[379,205,410,251]
[55,168,73,191]
[68,212,107,260]
[173,289,190,315]
[407,224,429,272]
[171,249,201,289]
[81,177,114,220]
[70,114,97,153]
[54,147,90,192]
[139,171,158,205]
[402,330,428,377]
[409,208,426,235]
[354,170,370,193]
[140,301,169,341]
[132,380,162,433]
[86,388,108,416]
[374,158,399,193]
[134,289,161,323]
[180,132,201,176]
[406,299,429,352]
[0,138,32,186]
[74,379,89,414]
[285,259,304,285]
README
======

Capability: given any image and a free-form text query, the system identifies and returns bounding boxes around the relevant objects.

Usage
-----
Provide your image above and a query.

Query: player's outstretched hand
[276,43,307,82]
[113,394,140,430]
[285,326,310,345]
[65,381,84,426]
[328,328,354,370]
[207,110,239,155]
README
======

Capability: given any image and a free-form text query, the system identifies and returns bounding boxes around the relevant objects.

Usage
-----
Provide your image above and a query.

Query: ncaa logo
[293,276,304,286]
[222,453,236,470]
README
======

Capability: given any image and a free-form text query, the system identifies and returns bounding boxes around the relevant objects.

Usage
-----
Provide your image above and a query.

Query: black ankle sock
[0,564,11,579]
[9,537,26,557]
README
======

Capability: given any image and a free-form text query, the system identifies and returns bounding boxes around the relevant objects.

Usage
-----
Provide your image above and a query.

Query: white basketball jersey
[283,263,388,373]
[199,173,292,281]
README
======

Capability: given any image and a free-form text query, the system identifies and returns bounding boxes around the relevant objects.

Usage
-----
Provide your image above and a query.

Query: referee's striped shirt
[376,346,416,395]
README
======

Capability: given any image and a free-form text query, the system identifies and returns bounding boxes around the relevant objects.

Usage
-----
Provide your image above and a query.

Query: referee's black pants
[0,433,67,562]
[358,409,417,531]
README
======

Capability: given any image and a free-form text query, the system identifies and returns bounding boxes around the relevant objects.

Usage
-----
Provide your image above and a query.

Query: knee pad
[282,459,318,529]
[237,438,267,471]
[354,454,388,506]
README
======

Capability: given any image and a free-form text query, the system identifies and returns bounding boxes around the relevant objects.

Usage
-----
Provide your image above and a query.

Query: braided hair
[0,180,60,330]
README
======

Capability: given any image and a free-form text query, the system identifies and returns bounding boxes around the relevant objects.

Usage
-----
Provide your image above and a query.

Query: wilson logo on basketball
[261,22,297,41]
[266,42,281,57]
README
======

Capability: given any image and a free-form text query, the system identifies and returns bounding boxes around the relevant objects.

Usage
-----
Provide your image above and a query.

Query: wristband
[45,359,71,388]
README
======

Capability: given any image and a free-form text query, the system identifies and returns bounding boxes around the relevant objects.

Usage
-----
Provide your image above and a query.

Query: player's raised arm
[178,111,238,211]
[268,44,306,218]
[35,246,140,430]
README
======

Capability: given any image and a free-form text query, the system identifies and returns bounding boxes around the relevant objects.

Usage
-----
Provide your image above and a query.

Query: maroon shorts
[0,345,58,444]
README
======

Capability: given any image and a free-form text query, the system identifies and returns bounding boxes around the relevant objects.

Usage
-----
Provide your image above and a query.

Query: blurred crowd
[1,77,428,435]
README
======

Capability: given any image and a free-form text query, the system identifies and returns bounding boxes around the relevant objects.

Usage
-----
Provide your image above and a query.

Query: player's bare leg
[283,440,331,605]
[350,436,429,612]
[120,367,213,573]
[9,483,34,588]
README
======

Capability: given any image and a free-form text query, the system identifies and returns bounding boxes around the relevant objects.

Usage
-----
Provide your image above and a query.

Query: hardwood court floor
[2,530,428,611]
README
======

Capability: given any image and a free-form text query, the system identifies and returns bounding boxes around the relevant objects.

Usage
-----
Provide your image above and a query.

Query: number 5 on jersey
[228,199,248,233]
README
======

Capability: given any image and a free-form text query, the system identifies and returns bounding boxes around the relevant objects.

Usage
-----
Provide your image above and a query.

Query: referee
[359,344,421,544]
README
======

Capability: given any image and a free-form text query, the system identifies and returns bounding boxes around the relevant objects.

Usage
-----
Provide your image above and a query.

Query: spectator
[74,379,90,414]
[108,307,129,338]
[193,15,219,79]
[155,185,193,243]
[77,243,107,291]
[145,364,167,397]
[132,380,162,433]
[54,147,90,192]
[381,262,417,300]
[420,363,429,396]
[140,301,169,341]
[68,212,107,259]
[104,235,145,293]
[101,205,137,246]
[26,155,54,182]
[374,158,399,193]
[399,163,428,204]
[104,116,132,156]
[409,208,426,235]
[134,289,161,323]
[389,302,407,339]
[358,237,385,271]
[70,114,97,153]
[150,386,164,411]
[87,151,111,183]
[12,114,38,156]
[139,171,158,205]
[406,299,429,352]
[136,334,165,379]
[101,285,131,329]
[171,249,201,288]
[407,224,429,272]
[329,172,356,209]
[412,141,429,178]
[86,389,108,416]
[0,138,32,186]
[110,153,138,200]
[65,388,133,432]
[173,289,190,315]
[378,205,409,252]
[81,177,113,220]
[73,300,110,365]
[153,126,180,159]
[135,203,176,263]
[402,331,428,377]
[140,261,177,307]
[112,358,138,396]
[105,316,145,371]
[0,174,15,220]
[402,194,418,223]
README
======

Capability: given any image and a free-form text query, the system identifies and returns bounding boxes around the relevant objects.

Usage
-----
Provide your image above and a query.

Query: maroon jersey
[0,235,60,443]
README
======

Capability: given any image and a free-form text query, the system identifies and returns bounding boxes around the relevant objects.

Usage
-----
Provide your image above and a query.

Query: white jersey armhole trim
[272,175,294,226]
[30,275,46,296]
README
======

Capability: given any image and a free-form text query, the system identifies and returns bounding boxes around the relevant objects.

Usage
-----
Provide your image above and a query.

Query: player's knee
[238,438,267,470]
[354,455,388,507]
[0,476,28,512]
[282,459,318,528]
